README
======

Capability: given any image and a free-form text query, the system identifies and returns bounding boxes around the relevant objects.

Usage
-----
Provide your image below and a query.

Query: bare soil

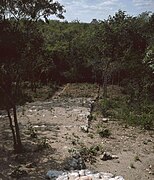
[0,83,153,180]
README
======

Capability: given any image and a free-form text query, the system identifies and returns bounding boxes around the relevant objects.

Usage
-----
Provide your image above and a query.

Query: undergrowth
[98,92,154,130]
[68,143,103,164]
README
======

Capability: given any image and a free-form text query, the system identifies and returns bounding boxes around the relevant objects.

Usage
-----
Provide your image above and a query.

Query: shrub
[98,97,121,117]
[98,128,111,138]
[68,144,103,164]
[27,122,37,138]
[99,95,154,130]
[37,138,50,150]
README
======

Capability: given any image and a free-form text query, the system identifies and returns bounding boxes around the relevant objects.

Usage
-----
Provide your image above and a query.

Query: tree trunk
[0,86,23,153]
[7,109,17,150]
[96,83,101,100]
[31,81,37,93]
[103,74,108,98]
[13,106,23,153]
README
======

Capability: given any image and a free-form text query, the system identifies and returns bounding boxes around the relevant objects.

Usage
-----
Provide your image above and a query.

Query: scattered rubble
[100,152,119,161]
[63,153,86,170]
[46,169,125,180]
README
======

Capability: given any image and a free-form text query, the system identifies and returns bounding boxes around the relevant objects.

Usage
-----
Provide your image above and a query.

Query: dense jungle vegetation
[0,0,154,152]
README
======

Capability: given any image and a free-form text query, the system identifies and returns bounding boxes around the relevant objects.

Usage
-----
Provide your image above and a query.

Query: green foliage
[27,122,37,138]
[115,99,154,129]
[122,111,153,130]
[98,84,154,130]
[68,144,103,164]
[98,128,111,138]
[87,133,94,139]
[0,5,154,154]
[0,0,65,152]
[0,0,65,21]
[102,96,154,130]
[143,46,154,73]
[99,98,116,116]
[87,114,93,121]
[37,138,50,151]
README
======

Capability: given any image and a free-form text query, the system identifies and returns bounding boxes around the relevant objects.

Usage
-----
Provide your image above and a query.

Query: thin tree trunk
[7,109,17,150]
[102,60,110,98]
[96,83,101,100]
[118,72,120,86]
[103,74,108,98]
[111,74,114,86]
[13,106,22,152]
[0,85,23,153]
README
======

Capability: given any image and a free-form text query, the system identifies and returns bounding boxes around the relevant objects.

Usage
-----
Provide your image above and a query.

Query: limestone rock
[102,118,109,123]
[47,169,124,180]
[46,169,125,180]
[81,125,89,133]
[99,172,114,179]
[110,176,125,180]
[100,152,118,161]
[46,170,63,179]
[64,154,86,170]
[75,176,92,180]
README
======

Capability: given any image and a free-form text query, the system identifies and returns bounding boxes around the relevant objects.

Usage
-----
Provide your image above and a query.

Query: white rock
[81,125,88,133]
[84,170,92,175]
[75,176,92,180]
[0,115,7,118]
[93,173,101,179]
[99,172,114,179]
[100,152,113,161]
[112,155,119,159]
[46,170,125,180]
[33,125,46,128]
[68,172,79,179]
[56,174,68,180]
[79,170,86,176]
[102,118,109,122]
[69,172,79,176]
[100,152,118,161]
[109,176,125,180]
[73,109,80,112]
[46,170,63,179]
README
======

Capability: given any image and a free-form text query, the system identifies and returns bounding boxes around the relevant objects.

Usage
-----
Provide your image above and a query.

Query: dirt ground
[0,83,153,180]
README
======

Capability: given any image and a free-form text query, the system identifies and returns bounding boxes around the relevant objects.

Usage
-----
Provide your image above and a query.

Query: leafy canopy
[0,0,65,21]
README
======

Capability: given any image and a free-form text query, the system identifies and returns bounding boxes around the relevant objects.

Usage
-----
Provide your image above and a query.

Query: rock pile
[46,169,125,180]
[63,153,86,170]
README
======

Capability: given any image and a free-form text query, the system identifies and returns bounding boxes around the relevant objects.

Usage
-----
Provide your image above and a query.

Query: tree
[87,11,127,97]
[0,0,64,152]
[0,0,65,21]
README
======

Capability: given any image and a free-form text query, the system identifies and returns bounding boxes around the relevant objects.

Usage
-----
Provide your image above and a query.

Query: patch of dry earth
[0,84,153,180]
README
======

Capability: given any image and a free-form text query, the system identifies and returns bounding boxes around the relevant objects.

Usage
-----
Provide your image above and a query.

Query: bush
[112,101,154,130]
[37,138,50,151]
[98,128,111,138]
[68,144,103,164]
[99,98,116,117]
[98,91,154,130]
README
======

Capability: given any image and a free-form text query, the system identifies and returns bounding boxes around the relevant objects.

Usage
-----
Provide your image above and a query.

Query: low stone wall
[46,169,125,180]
